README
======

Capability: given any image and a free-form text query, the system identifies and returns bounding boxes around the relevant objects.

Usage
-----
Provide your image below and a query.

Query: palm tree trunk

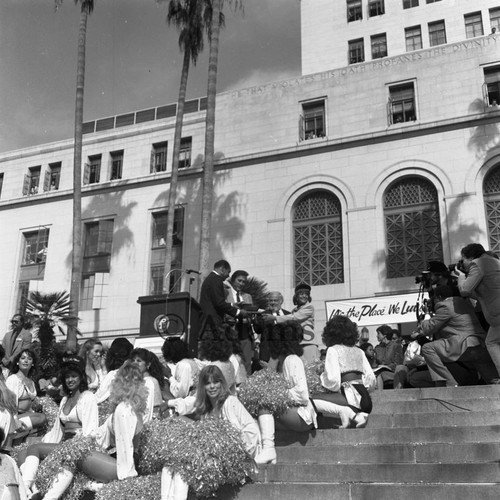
[164,46,191,293]
[68,6,88,352]
[199,0,222,280]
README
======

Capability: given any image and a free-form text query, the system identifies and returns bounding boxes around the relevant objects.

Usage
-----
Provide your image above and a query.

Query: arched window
[384,176,443,278]
[293,190,344,286]
[484,165,500,253]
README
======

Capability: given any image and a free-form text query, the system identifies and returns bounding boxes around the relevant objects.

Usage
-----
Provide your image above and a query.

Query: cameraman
[419,285,486,387]
[454,243,500,377]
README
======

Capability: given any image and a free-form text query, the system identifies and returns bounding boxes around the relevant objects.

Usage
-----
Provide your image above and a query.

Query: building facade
[2,0,500,345]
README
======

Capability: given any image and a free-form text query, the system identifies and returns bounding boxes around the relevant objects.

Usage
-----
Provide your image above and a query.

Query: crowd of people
[3,243,499,499]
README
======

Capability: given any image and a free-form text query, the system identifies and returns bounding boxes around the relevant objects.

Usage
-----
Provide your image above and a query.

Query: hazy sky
[0,0,301,153]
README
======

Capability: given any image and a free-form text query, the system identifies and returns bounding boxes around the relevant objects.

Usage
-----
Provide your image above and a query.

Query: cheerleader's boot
[312,399,356,428]
[20,455,39,492]
[172,472,189,500]
[255,414,277,464]
[43,469,74,500]
[161,467,174,500]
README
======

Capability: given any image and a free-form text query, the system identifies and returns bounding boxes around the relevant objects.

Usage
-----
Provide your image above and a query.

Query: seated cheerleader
[0,379,27,449]
[6,349,47,435]
[312,315,376,428]
[36,361,148,499]
[129,348,165,422]
[19,355,98,494]
[0,427,28,500]
[161,365,260,500]
[78,339,107,393]
[254,322,317,464]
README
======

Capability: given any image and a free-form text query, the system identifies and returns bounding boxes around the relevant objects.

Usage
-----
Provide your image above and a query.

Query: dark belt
[341,371,363,383]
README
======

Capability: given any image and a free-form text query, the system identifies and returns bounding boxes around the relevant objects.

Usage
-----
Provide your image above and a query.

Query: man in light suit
[2,314,32,371]
[420,285,487,386]
[199,260,247,329]
[456,243,500,377]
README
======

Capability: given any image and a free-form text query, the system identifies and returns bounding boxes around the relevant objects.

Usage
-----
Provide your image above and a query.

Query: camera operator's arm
[456,262,482,300]
[419,301,450,337]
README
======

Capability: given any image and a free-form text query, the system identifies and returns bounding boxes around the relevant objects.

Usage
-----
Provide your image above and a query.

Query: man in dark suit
[199,260,247,329]
[420,285,490,386]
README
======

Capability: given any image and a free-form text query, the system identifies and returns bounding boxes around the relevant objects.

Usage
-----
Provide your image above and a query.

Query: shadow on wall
[152,152,246,268]
[467,98,500,159]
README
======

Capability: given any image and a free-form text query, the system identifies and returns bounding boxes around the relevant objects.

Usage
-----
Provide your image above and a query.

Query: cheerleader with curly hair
[36,361,149,499]
[312,315,376,429]
[254,322,317,464]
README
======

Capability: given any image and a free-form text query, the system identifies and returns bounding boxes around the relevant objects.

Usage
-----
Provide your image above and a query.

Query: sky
[0,0,301,154]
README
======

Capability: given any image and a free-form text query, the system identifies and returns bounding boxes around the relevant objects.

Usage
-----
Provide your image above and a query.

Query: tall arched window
[293,190,344,286]
[484,165,500,253]
[384,176,443,278]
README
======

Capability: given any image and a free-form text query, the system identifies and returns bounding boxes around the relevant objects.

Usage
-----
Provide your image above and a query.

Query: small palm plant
[26,291,79,383]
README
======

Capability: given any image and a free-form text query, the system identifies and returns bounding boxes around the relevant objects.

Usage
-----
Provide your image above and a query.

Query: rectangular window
[348,38,364,64]
[81,219,113,310]
[428,20,446,46]
[22,229,49,266]
[44,162,61,191]
[490,8,500,33]
[403,0,418,9]
[465,12,484,39]
[23,166,41,196]
[484,66,500,106]
[426,0,441,3]
[388,82,416,124]
[0,173,3,199]
[179,138,192,169]
[371,33,387,59]
[301,100,326,140]
[369,0,384,17]
[84,155,102,185]
[347,0,362,22]
[151,142,168,173]
[405,26,422,51]
[150,209,184,294]
[110,150,123,180]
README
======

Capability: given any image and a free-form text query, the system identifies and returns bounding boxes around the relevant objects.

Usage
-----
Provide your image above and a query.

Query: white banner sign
[325,293,421,326]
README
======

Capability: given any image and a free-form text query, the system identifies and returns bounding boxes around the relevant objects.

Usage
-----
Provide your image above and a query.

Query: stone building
[1,0,500,345]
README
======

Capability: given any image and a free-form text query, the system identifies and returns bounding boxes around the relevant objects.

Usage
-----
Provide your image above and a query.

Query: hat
[60,354,85,375]
[295,283,311,294]
[427,261,448,274]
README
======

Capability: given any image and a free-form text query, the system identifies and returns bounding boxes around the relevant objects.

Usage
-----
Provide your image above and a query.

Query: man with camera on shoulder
[453,243,500,379]
[418,285,487,387]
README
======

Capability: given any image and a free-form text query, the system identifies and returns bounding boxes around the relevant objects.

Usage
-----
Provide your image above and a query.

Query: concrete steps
[218,385,500,499]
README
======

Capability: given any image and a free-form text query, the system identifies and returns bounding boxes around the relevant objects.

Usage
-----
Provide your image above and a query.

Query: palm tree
[55,0,95,351]
[160,0,208,293]
[198,0,242,279]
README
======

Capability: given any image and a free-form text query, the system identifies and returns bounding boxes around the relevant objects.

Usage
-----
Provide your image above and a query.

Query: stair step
[370,385,500,402]
[276,442,500,464]
[371,397,500,414]
[368,410,497,428]
[217,482,500,500]
[256,463,500,484]
[276,425,500,446]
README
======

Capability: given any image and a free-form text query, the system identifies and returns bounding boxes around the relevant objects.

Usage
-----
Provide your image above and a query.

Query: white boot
[172,472,189,500]
[255,414,277,464]
[43,469,74,500]
[352,412,369,428]
[161,467,174,500]
[313,399,356,428]
[20,455,39,492]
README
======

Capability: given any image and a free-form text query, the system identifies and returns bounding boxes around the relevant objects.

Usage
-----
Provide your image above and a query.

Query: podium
[136,292,203,357]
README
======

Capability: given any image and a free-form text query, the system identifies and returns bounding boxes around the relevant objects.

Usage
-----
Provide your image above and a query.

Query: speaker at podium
[136,292,203,358]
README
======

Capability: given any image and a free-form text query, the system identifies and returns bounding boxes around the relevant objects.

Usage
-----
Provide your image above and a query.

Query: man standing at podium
[199,260,248,328]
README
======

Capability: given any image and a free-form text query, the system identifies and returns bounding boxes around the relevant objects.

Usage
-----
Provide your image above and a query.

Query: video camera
[447,259,466,274]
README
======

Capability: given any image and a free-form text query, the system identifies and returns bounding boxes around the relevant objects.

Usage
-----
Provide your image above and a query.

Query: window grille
[293,191,344,286]
[484,166,500,253]
[384,177,443,278]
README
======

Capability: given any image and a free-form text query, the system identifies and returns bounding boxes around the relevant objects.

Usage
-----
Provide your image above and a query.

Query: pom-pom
[137,416,253,498]
[35,435,98,497]
[238,369,295,418]
[34,395,60,433]
[304,359,327,395]
[95,473,161,500]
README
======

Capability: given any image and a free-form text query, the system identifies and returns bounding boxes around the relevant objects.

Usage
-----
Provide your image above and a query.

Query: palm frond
[242,277,270,309]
